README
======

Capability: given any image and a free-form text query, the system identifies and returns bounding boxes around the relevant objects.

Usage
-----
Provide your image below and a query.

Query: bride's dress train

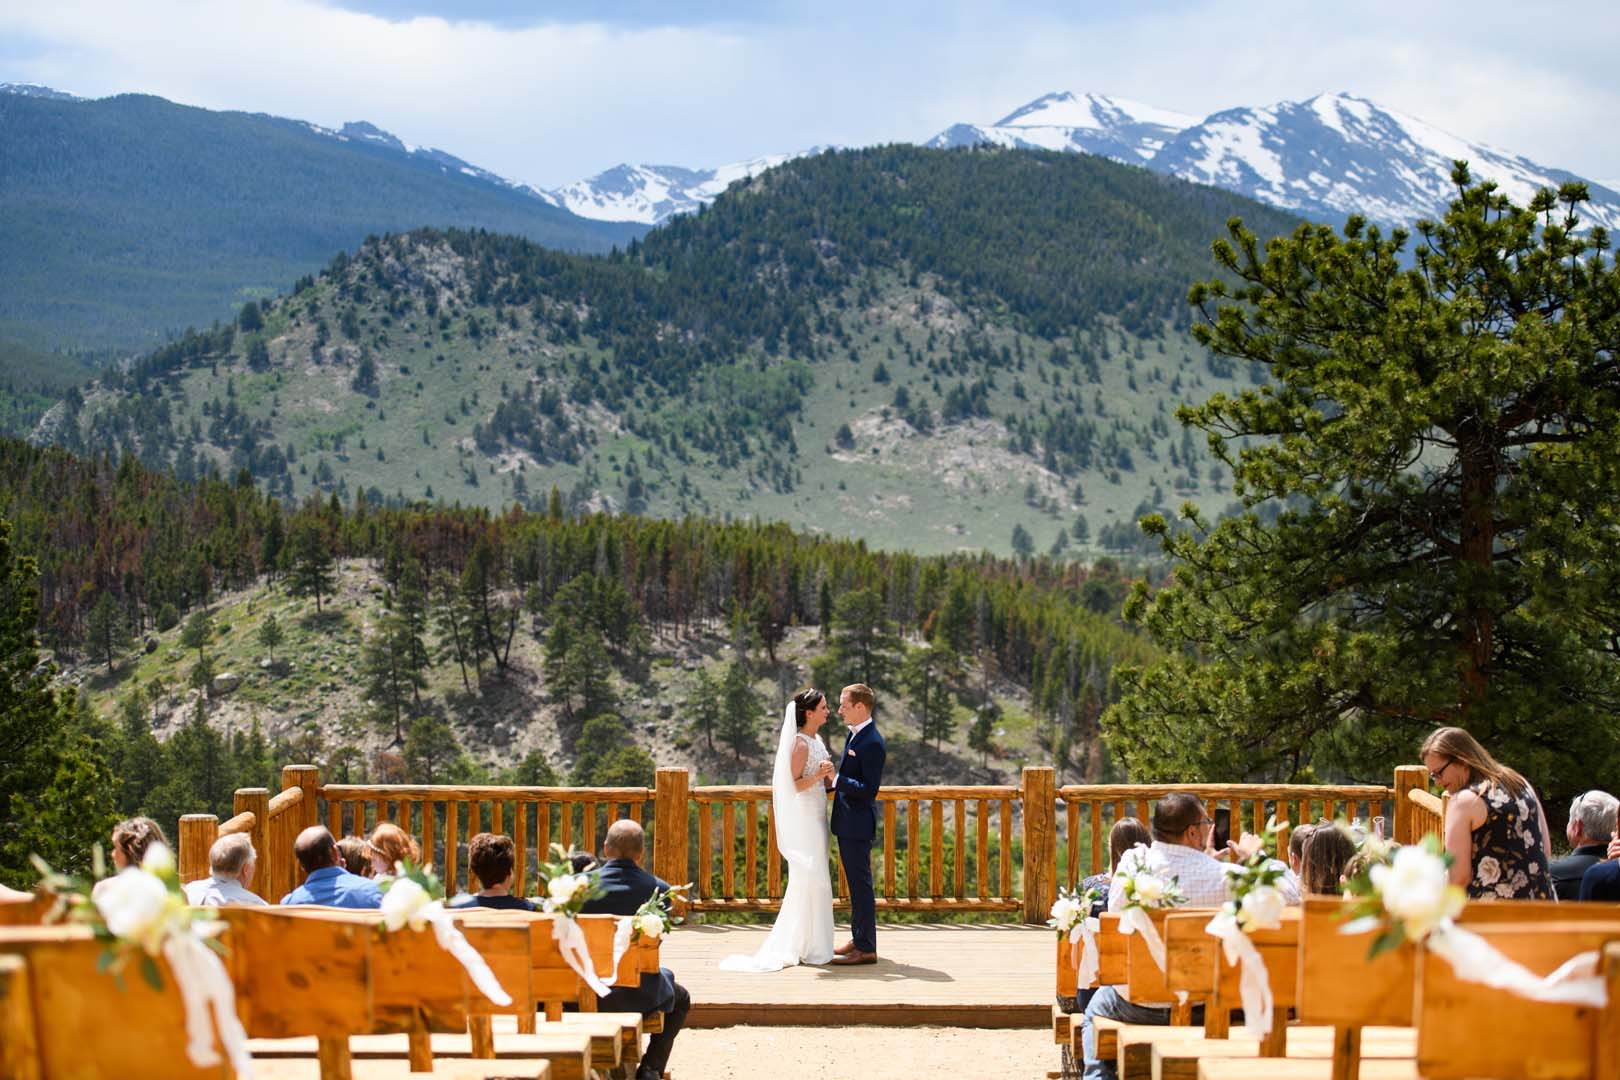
[719,721,834,972]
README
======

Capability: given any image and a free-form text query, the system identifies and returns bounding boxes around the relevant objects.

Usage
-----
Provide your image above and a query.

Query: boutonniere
[846,748,858,757]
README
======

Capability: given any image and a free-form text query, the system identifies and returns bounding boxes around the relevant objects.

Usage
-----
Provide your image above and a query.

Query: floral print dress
[1468,780,1552,900]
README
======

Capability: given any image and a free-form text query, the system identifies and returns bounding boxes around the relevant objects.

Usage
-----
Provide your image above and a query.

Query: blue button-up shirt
[280,865,382,909]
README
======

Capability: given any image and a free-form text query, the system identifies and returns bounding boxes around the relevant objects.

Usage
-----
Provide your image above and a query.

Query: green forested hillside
[0,438,1152,881]
[0,91,643,361]
[53,146,1301,556]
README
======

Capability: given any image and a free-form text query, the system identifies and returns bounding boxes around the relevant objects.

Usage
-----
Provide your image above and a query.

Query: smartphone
[1212,808,1231,852]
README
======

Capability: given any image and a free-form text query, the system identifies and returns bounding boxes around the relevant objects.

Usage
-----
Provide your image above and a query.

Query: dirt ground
[668,1025,1056,1079]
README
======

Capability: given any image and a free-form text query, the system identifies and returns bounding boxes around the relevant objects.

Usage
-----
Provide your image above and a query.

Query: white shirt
[845,717,874,742]
[184,874,268,906]
[1107,841,1232,1004]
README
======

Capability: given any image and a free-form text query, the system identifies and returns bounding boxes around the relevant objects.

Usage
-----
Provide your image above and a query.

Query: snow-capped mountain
[0,82,81,102]
[540,148,833,225]
[927,91,1196,165]
[935,91,1620,232]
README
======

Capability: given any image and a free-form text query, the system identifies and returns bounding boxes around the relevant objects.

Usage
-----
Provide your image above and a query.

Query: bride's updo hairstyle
[792,688,825,729]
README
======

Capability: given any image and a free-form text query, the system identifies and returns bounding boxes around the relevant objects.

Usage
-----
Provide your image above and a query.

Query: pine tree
[824,587,901,689]
[717,662,762,775]
[1111,169,1620,796]
[257,612,284,663]
[900,643,961,750]
[180,607,214,662]
[363,612,426,746]
[686,666,721,752]
[968,706,995,767]
[287,519,336,613]
[86,591,130,670]
[404,716,463,783]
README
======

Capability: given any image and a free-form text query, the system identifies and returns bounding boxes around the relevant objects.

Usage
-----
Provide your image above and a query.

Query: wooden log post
[1392,765,1427,845]
[654,767,691,917]
[1022,766,1056,924]
[0,954,40,1080]
[281,764,321,887]
[233,787,271,901]
[178,814,217,884]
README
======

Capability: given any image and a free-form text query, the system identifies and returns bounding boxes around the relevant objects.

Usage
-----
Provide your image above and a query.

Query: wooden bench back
[450,913,539,1018]
[1095,912,1127,986]
[1416,922,1620,1080]
[215,906,371,1039]
[0,926,231,1079]
[0,893,52,928]
[1163,911,1219,999]
[1300,897,1620,1027]
[1125,907,1220,1005]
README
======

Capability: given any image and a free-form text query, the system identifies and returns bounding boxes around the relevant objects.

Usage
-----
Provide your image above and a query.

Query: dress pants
[837,835,876,953]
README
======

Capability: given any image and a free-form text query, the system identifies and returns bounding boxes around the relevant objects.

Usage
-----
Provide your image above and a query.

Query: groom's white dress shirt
[838,718,874,780]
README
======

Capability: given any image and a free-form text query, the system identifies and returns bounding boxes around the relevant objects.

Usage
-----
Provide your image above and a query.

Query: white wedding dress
[719,704,835,971]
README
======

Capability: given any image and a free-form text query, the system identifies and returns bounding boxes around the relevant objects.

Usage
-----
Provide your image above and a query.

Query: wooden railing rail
[683,778,1031,915]
[178,763,1439,923]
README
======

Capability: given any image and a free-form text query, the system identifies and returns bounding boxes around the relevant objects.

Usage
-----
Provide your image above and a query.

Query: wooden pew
[1415,922,1620,1080]
[217,907,579,1080]
[0,925,232,1079]
[1197,900,1620,1080]
[0,891,51,927]
[1105,908,1221,1080]
[1065,911,1162,1073]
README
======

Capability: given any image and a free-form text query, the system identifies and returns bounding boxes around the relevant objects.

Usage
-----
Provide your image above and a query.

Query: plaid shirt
[1108,840,1233,911]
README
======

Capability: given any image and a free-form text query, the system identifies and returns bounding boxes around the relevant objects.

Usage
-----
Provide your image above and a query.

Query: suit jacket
[1551,844,1608,900]
[1579,859,1620,902]
[578,858,677,1013]
[830,720,886,841]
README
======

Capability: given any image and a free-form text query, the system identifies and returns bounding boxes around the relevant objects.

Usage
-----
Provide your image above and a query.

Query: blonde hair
[1420,726,1529,799]
[111,817,168,868]
[366,822,420,872]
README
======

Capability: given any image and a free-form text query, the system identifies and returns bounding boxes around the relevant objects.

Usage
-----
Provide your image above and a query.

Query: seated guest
[1287,824,1315,877]
[1081,794,1231,1080]
[336,835,373,878]
[451,833,536,911]
[579,820,689,1080]
[1073,817,1151,1013]
[281,826,382,908]
[1300,824,1357,896]
[92,816,171,900]
[365,822,420,877]
[1579,832,1620,901]
[183,833,268,906]
[569,850,597,875]
[1552,791,1617,900]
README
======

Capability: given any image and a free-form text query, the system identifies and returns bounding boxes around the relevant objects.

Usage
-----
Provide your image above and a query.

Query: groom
[829,682,886,966]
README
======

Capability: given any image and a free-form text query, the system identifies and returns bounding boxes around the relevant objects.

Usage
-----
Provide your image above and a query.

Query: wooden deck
[663,923,1051,1029]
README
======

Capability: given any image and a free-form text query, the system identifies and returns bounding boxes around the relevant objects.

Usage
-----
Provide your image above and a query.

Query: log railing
[177,762,1437,922]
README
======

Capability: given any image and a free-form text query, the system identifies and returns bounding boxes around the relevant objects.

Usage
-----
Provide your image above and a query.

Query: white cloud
[3,0,1617,189]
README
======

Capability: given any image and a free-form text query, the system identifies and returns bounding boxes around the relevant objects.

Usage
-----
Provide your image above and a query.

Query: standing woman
[1420,727,1553,899]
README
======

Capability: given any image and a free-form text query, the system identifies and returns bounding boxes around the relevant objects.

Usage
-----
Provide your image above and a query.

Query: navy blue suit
[578,857,689,1080]
[830,719,886,953]
[1579,859,1620,901]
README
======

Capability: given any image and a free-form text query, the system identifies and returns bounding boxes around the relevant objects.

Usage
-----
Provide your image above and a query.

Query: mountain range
[0,85,643,358]
[559,89,1620,231]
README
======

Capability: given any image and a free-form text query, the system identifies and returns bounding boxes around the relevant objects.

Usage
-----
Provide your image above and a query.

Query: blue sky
[4,1,1617,189]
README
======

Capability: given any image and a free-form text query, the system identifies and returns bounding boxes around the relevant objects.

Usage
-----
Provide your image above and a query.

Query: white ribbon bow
[424,902,512,1006]
[162,929,255,1078]
[551,915,635,1000]
[1427,924,1608,1008]
[1069,917,1100,988]
[1119,905,1167,973]
[1204,911,1274,1039]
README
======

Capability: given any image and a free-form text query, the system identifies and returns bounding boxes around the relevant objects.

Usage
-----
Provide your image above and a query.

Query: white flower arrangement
[535,845,606,917]
[1115,845,1187,912]
[1341,835,1464,957]
[1047,883,1100,939]
[628,882,689,944]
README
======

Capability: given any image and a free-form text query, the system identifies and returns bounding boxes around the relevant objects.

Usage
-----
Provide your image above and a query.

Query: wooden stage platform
[662,923,1052,1029]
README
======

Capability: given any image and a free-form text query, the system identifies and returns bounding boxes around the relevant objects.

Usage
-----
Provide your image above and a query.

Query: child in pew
[336,834,373,877]
[365,821,420,876]
[451,832,537,911]
[1299,823,1357,896]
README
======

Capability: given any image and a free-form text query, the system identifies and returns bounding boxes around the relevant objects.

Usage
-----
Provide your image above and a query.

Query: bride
[719,688,836,971]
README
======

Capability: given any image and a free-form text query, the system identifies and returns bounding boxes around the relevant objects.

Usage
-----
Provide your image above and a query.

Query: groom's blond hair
[842,683,875,710]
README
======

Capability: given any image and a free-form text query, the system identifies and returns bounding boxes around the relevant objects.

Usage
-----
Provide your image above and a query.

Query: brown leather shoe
[827,950,877,966]
[834,940,859,956]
